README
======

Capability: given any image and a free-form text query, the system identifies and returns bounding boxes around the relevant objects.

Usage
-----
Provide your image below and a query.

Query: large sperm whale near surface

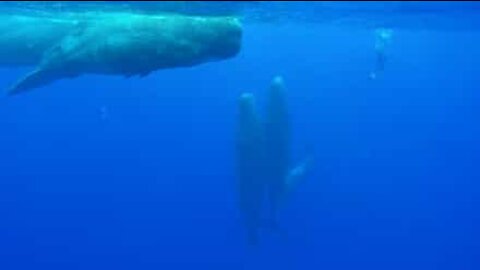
[5,12,242,95]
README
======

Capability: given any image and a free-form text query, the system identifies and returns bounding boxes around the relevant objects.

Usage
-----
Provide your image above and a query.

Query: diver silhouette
[370,28,393,80]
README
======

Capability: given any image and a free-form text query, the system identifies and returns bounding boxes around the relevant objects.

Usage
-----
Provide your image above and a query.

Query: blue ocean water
[0,2,479,270]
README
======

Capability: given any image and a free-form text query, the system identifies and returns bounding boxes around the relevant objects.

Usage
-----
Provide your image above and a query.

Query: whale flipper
[9,69,57,96]
[286,156,314,191]
[8,67,79,96]
[8,24,85,96]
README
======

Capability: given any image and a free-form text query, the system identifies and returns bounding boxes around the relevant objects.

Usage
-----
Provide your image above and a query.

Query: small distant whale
[8,13,242,95]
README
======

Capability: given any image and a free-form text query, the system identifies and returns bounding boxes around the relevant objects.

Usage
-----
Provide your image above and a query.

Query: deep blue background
[0,18,479,270]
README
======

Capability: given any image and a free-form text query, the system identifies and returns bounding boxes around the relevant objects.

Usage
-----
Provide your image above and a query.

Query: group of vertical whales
[2,11,312,244]
[237,76,313,245]
[0,12,242,95]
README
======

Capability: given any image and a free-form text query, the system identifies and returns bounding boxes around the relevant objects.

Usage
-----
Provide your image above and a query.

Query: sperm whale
[7,12,242,95]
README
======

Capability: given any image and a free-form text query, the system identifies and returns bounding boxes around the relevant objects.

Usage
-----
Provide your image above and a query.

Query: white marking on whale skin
[8,13,243,95]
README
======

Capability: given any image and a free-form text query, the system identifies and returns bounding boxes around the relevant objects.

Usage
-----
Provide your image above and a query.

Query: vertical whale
[236,93,266,245]
[264,76,291,228]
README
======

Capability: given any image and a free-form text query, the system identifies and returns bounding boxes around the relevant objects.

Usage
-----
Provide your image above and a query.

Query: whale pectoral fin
[8,69,46,96]
[8,69,56,96]
[285,156,314,191]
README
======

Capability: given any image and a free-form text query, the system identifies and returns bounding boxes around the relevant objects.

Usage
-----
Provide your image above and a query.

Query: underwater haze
[0,1,479,270]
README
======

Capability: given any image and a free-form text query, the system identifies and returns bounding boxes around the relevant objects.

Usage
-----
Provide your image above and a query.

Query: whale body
[236,93,267,245]
[7,13,242,95]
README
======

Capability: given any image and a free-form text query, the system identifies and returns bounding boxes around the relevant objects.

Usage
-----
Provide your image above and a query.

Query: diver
[370,28,393,80]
